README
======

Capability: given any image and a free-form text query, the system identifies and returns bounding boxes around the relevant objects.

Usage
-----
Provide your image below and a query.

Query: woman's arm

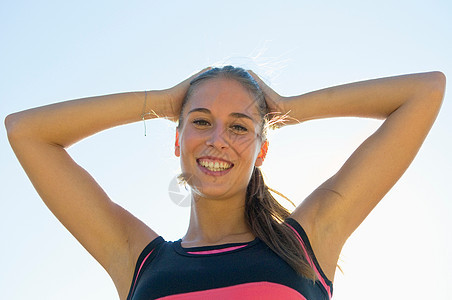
[4,70,204,299]
[253,71,446,280]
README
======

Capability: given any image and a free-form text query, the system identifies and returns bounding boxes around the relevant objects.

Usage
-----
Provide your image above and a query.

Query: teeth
[198,159,232,172]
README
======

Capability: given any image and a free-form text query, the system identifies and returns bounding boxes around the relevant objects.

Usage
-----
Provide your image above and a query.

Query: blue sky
[1,1,451,299]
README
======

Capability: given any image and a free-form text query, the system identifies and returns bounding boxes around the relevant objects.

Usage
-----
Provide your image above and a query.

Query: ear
[255,140,269,167]
[175,130,180,157]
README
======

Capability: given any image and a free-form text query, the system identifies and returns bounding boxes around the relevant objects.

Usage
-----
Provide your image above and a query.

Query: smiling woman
[173,67,321,293]
[5,65,445,300]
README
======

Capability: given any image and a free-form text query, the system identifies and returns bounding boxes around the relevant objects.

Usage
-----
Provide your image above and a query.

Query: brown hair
[178,66,317,282]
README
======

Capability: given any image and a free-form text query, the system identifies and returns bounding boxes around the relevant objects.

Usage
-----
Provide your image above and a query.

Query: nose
[206,125,229,150]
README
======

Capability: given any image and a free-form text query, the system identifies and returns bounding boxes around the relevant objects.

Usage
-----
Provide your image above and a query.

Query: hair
[177,66,317,282]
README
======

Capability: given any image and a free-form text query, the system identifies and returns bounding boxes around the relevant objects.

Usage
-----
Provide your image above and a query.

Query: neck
[182,192,254,247]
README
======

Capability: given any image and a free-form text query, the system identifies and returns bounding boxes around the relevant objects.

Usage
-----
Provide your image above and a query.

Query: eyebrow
[188,108,256,122]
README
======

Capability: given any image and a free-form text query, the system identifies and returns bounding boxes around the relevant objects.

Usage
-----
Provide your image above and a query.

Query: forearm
[282,71,445,123]
[5,90,170,148]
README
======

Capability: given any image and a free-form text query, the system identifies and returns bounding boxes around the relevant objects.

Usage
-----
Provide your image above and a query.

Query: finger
[247,70,262,84]
[188,67,212,79]
[248,70,273,94]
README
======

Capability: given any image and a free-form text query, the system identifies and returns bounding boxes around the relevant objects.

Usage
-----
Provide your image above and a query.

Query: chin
[193,182,248,202]
[192,186,231,201]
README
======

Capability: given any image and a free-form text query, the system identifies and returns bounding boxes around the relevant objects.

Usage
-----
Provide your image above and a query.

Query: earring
[175,131,180,147]
[257,140,269,161]
[175,130,181,157]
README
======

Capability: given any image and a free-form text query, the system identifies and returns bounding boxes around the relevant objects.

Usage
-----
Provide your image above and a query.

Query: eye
[192,119,211,127]
[230,124,248,133]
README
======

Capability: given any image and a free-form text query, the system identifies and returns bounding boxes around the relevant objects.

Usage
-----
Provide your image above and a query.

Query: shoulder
[120,235,165,300]
[289,189,346,282]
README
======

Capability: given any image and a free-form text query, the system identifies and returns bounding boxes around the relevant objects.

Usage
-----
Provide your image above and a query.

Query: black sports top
[126,218,333,299]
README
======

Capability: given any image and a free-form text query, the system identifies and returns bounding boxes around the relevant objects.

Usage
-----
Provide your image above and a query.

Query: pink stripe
[130,249,155,297]
[186,244,248,254]
[157,281,307,299]
[286,223,332,299]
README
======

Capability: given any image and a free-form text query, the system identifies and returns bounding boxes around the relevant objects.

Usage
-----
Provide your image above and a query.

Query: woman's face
[177,77,264,200]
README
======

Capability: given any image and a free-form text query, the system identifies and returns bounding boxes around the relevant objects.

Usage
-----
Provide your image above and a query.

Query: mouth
[196,157,234,175]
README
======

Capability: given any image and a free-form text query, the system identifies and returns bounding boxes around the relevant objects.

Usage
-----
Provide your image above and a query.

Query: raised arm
[4,69,205,299]
[253,71,446,281]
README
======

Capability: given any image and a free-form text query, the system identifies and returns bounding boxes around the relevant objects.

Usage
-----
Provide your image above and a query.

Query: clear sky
[1,1,451,299]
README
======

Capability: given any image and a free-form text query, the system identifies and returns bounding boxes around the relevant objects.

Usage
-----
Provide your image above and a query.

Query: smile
[197,157,234,173]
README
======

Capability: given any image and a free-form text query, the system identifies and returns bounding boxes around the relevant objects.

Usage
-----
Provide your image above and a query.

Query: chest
[132,241,329,300]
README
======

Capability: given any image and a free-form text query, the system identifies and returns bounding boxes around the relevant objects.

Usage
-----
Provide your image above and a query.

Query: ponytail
[245,167,317,282]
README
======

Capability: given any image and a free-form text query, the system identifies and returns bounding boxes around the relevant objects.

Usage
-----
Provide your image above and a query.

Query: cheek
[180,128,202,148]
[179,130,206,163]
[229,135,260,158]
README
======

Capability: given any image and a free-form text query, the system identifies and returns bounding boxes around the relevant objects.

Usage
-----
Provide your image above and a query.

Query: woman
[5,66,445,299]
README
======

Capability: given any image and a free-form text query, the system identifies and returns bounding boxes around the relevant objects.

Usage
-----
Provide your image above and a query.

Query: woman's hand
[160,67,211,121]
[248,70,296,127]
[248,70,285,113]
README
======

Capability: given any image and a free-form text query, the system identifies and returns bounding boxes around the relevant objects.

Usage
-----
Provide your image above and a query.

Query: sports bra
[127,218,333,299]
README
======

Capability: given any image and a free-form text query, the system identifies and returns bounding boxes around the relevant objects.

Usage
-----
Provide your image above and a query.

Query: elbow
[414,71,447,110]
[430,71,446,88]
[5,113,19,139]
[5,111,30,142]
[426,71,446,102]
